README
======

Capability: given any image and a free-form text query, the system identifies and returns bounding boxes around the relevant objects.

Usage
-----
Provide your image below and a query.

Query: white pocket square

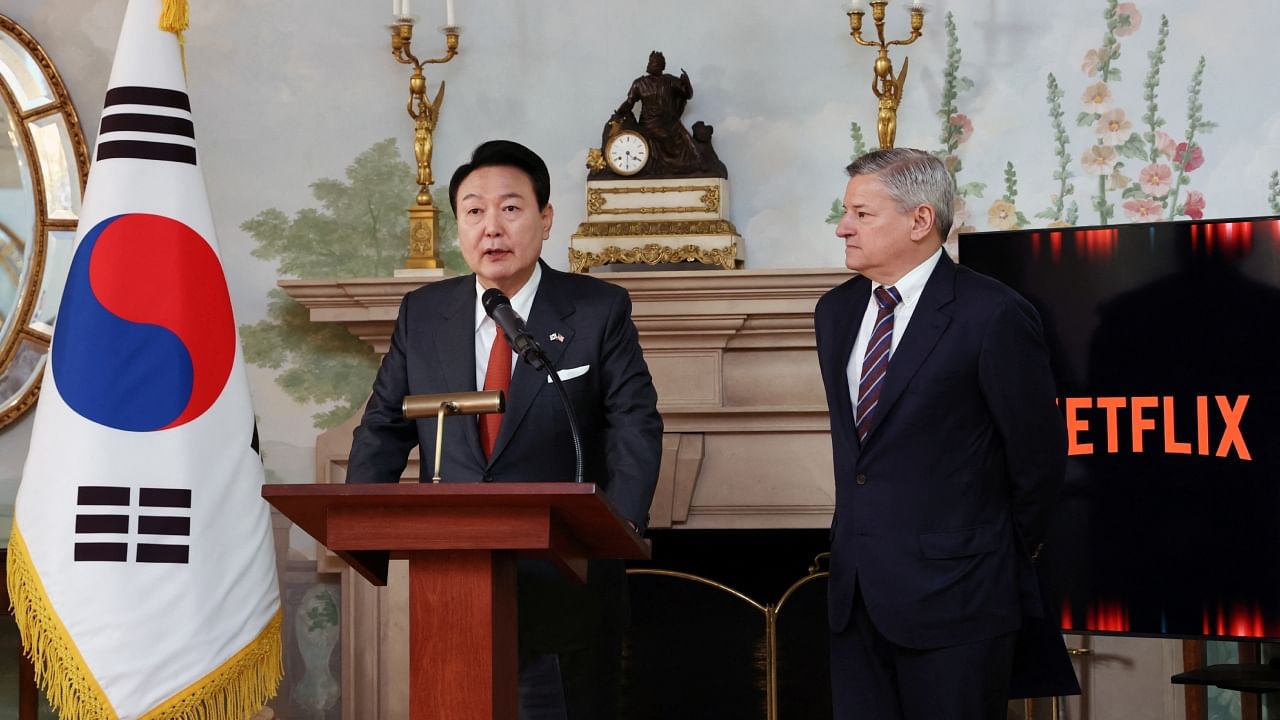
[547,364,590,383]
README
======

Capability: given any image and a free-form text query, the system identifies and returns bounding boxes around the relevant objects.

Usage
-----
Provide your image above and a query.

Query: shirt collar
[475,262,542,332]
[878,247,943,306]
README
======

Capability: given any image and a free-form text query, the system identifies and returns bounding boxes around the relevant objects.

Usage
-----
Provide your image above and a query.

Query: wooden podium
[263,482,650,720]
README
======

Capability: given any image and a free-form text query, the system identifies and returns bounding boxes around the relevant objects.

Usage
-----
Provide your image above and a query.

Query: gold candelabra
[846,1,925,150]
[390,18,460,269]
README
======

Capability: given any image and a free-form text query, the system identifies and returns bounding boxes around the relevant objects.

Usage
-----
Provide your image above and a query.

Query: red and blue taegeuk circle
[52,213,235,431]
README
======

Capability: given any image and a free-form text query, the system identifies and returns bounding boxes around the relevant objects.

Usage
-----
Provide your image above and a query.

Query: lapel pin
[549,332,565,343]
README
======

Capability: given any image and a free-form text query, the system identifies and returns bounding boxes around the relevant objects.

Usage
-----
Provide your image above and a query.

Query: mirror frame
[0,14,89,430]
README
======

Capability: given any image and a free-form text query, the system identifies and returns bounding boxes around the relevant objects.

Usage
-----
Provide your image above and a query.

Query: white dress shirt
[846,247,943,413]
[474,263,541,390]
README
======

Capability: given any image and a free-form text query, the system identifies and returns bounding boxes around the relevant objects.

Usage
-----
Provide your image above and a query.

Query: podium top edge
[263,481,601,498]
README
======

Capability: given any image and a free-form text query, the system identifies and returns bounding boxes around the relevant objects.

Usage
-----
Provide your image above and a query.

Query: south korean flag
[8,1,283,718]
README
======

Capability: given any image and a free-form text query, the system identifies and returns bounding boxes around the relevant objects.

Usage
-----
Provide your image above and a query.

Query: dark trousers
[516,559,627,720]
[830,585,1016,720]
[518,628,624,720]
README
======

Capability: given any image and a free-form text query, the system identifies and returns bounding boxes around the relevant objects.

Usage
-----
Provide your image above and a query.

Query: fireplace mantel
[281,267,851,529]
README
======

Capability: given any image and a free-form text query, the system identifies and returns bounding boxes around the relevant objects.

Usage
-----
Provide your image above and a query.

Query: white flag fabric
[6,1,282,717]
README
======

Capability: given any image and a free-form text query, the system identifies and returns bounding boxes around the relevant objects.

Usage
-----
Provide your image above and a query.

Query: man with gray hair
[815,148,1068,718]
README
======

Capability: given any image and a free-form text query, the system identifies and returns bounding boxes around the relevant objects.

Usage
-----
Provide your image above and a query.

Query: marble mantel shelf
[284,267,851,531]
[279,267,851,332]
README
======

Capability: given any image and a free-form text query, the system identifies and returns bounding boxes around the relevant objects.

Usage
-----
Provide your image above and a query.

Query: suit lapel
[433,277,486,468]
[489,263,574,465]
[862,253,956,443]
[826,279,871,456]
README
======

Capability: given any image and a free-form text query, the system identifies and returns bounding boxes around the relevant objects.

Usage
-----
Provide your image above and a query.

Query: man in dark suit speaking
[346,140,663,719]
[815,148,1066,719]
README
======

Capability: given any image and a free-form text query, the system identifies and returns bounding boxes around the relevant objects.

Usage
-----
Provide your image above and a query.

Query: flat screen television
[959,216,1280,641]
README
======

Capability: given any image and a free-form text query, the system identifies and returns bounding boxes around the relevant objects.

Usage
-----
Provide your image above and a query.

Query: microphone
[481,287,584,483]
[482,288,547,370]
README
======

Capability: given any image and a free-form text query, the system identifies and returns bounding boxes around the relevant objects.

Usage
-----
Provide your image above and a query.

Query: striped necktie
[855,285,902,442]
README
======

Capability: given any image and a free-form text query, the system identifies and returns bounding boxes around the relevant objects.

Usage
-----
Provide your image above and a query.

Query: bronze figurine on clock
[574,51,741,273]
[588,51,726,180]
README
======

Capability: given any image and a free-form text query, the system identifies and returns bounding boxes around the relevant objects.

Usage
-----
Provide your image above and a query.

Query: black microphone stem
[544,356,585,484]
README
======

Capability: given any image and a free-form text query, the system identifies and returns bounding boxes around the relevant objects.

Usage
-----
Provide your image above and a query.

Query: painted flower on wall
[1123,198,1163,221]
[1108,167,1131,191]
[1096,108,1134,145]
[1114,2,1143,36]
[1082,145,1119,175]
[1081,82,1112,112]
[1081,47,1113,77]
[1183,190,1206,219]
[949,113,974,144]
[1154,130,1177,160]
[1175,142,1205,172]
[1138,163,1173,197]
[987,199,1020,230]
[952,197,977,236]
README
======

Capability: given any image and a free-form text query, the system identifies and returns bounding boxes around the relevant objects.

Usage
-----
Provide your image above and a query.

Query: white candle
[403,0,412,17]
[446,0,456,26]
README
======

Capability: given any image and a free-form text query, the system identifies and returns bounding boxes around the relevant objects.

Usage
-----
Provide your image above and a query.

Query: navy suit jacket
[815,252,1066,650]
[346,261,663,650]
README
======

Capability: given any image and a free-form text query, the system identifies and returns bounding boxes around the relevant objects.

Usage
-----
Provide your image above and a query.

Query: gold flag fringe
[7,522,285,720]
[141,610,283,720]
[7,523,117,719]
[158,0,190,76]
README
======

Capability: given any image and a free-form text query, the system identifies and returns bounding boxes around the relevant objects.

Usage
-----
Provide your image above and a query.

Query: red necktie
[479,328,511,458]
[855,285,901,442]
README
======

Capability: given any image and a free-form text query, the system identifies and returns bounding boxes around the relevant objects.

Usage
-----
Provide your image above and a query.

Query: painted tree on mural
[239,138,463,429]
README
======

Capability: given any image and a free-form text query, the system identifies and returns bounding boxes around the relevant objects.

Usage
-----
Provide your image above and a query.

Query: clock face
[606,131,649,176]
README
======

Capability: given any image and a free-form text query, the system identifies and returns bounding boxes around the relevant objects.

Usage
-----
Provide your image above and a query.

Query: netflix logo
[1058,395,1251,460]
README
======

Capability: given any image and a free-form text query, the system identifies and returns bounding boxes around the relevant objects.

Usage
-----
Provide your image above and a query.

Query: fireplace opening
[621,528,833,719]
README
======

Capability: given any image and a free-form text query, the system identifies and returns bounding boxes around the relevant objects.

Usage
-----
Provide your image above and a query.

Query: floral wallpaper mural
[1075,2,1216,225]
[829,1,1236,238]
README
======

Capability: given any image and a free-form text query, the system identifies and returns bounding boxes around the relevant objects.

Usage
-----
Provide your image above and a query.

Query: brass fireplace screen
[621,555,1065,720]
[621,555,832,720]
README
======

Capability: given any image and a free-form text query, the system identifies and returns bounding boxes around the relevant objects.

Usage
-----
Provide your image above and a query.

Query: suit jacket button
[855,474,867,485]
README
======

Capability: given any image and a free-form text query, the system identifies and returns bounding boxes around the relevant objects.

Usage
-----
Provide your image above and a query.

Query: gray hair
[846,148,954,243]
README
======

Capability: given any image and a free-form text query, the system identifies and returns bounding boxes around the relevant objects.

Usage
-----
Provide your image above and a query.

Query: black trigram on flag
[96,85,197,165]
[74,485,192,564]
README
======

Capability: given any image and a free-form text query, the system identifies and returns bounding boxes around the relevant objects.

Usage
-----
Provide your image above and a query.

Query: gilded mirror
[0,15,88,430]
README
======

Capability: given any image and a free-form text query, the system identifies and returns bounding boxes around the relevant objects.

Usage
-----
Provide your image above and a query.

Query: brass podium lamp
[846,1,926,150]
[390,0,460,270]
[403,391,505,482]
